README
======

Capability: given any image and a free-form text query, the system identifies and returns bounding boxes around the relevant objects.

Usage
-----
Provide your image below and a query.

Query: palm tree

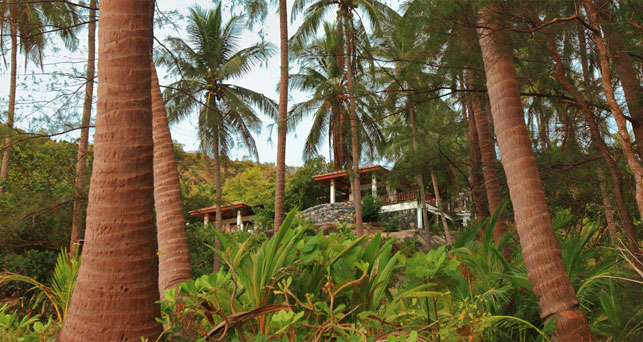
[476,4,591,341]
[289,22,383,170]
[156,3,277,270]
[70,0,97,252]
[291,0,395,236]
[273,0,289,233]
[59,0,162,340]
[151,66,193,295]
[0,0,79,194]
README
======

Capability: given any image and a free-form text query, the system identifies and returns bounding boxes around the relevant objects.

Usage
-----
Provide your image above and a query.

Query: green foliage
[0,304,56,342]
[160,208,640,341]
[383,215,402,232]
[361,194,382,222]
[284,157,329,211]
[222,163,276,206]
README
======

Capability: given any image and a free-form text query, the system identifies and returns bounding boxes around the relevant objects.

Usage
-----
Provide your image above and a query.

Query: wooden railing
[380,191,436,206]
[379,191,469,211]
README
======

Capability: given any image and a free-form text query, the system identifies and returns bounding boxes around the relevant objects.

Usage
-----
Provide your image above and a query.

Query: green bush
[0,250,57,297]
[383,215,403,232]
[361,194,383,222]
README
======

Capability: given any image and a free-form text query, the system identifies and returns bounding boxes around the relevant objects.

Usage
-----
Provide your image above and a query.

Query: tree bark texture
[343,15,363,237]
[546,33,641,258]
[0,20,17,194]
[465,86,489,222]
[70,0,96,252]
[273,0,288,233]
[59,1,163,341]
[597,168,618,243]
[151,66,193,295]
[431,169,452,245]
[212,132,223,273]
[466,69,509,248]
[477,6,591,341]
[410,105,431,243]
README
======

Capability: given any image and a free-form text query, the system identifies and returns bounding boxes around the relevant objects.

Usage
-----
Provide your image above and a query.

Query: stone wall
[380,208,417,230]
[300,202,355,225]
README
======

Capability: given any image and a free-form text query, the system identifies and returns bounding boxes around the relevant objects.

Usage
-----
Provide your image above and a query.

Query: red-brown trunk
[343,15,363,236]
[273,0,288,233]
[465,85,489,222]
[466,68,509,252]
[59,1,163,340]
[477,6,591,341]
[151,66,193,295]
[70,0,96,252]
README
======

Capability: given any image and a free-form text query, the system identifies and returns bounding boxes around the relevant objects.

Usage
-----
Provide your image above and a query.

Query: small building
[304,165,470,229]
[189,201,255,232]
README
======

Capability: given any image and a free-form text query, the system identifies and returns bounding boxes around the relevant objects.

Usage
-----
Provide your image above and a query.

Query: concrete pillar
[237,209,242,230]
[417,207,422,229]
[371,173,377,197]
[330,179,336,203]
[204,214,209,226]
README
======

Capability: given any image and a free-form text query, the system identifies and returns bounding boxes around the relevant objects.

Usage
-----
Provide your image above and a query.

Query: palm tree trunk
[477,6,591,341]
[273,0,288,233]
[151,66,193,295]
[466,69,509,249]
[59,1,162,340]
[410,105,430,243]
[343,15,363,236]
[69,0,96,252]
[546,33,642,258]
[584,0,643,224]
[597,168,618,243]
[465,86,489,222]
[431,169,452,245]
[0,20,17,194]
[212,132,223,273]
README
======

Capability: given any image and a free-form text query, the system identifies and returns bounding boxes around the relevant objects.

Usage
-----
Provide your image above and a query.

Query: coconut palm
[59,0,162,340]
[291,0,395,236]
[0,1,79,193]
[156,3,277,271]
[477,4,591,340]
[289,22,383,170]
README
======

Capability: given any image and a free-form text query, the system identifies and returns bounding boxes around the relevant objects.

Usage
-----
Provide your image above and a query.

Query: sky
[0,0,333,167]
[156,0,320,166]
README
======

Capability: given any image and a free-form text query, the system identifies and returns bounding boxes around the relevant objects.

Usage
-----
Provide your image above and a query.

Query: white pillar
[204,214,209,226]
[417,207,422,229]
[330,179,336,203]
[237,209,242,230]
[371,173,377,197]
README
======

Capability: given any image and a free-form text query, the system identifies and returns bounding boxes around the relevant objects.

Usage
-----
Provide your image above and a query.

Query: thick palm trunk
[431,169,452,245]
[70,0,96,251]
[212,134,223,272]
[547,34,641,258]
[0,21,17,194]
[465,88,489,222]
[410,106,430,242]
[477,6,591,341]
[597,168,618,243]
[343,15,363,236]
[466,69,509,249]
[584,1,643,224]
[273,0,288,233]
[151,66,193,295]
[59,1,162,340]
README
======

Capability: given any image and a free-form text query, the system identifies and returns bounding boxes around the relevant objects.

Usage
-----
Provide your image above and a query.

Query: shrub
[383,215,403,232]
[361,194,383,222]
